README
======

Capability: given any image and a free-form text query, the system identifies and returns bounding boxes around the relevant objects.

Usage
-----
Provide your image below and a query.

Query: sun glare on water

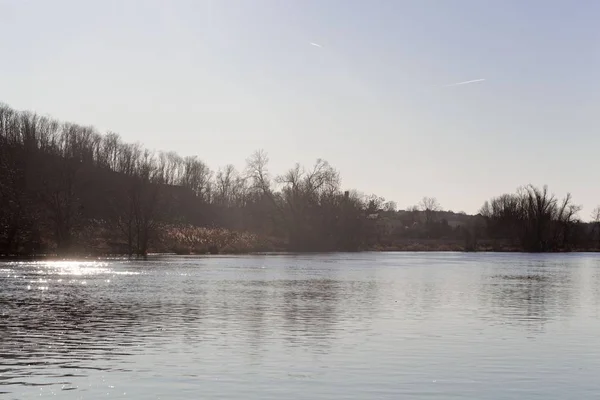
[36,261,112,276]
[4,260,141,278]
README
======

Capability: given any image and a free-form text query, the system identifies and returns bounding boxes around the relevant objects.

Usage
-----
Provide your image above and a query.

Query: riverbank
[3,240,599,261]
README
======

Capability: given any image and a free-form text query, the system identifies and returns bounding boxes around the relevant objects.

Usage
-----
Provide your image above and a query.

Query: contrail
[310,42,323,48]
[444,78,485,87]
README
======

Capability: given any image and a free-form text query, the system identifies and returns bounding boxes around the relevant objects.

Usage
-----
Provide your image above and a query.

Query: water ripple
[1,253,600,398]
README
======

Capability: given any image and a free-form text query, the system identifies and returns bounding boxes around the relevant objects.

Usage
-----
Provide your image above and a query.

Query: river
[1,253,600,399]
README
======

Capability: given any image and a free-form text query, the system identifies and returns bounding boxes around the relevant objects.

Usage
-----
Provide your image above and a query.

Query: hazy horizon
[2,0,599,216]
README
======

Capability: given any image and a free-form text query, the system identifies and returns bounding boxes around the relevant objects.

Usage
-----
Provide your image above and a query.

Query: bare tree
[100,132,121,170]
[592,206,600,222]
[419,196,442,227]
[553,192,581,249]
[215,164,238,207]
[272,158,341,250]
[591,206,600,248]
[177,156,211,200]
[479,193,523,243]
[303,159,340,197]
[383,201,397,213]
[245,149,272,195]
[37,154,81,254]
[518,185,558,251]
[363,195,384,214]
[480,185,583,251]
[419,197,441,212]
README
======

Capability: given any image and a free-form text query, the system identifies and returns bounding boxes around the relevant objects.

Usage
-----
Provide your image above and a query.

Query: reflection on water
[1,253,600,399]
[481,266,576,329]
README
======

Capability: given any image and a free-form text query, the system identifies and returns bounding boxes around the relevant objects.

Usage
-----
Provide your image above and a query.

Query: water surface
[2,253,600,399]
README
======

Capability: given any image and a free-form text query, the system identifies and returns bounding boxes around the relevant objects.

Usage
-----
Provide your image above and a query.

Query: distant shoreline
[3,247,599,262]
[3,102,599,259]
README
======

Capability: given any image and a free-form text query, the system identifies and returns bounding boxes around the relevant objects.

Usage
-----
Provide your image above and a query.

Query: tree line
[479,186,600,252]
[0,103,381,256]
[1,103,599,256]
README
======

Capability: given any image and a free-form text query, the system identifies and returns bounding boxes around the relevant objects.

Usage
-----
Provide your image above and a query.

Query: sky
[1,0,599,216]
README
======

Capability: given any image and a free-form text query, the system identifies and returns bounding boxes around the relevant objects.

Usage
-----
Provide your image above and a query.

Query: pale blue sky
[1,0,599,215]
